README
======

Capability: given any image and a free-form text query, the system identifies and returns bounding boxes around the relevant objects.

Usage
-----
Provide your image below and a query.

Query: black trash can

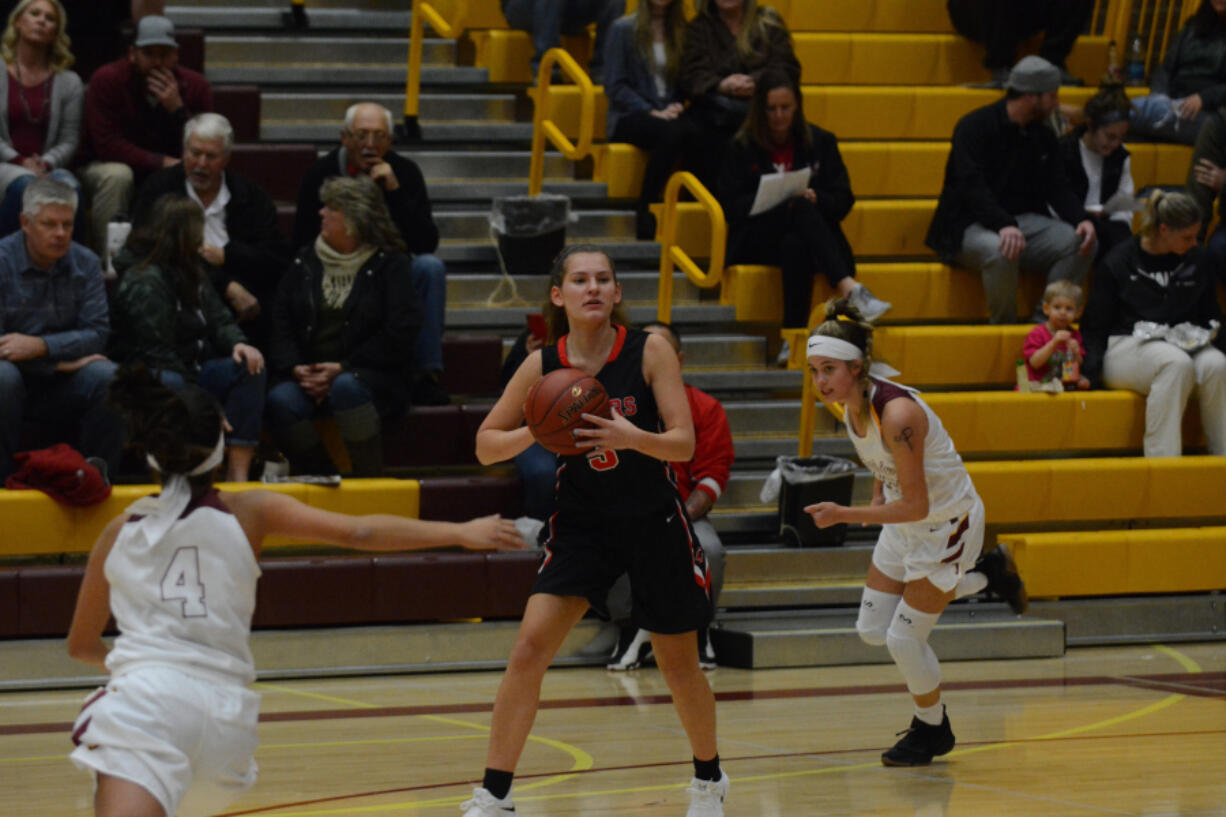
[776,455,857,547]
[490,194,570,276]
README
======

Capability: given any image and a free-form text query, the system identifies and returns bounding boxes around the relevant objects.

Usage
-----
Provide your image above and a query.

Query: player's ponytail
[1138,189,1202,238]
[811,297,875,382]
[107,364,225,492]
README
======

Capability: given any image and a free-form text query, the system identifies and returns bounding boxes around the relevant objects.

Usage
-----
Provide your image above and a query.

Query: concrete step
[168,6,412,30]
[451,270,706,305]
[436,208,633,240]
[712,606,1065,669]
[718,469,875,513]
[210,63,488,85]
[263,92,517,125]
[428,180,609,202]
[404,150,569,179]
[206,35,438,66]
[264,120,529,142]
[720,545,874,609]
[436,237,659,266]
[446,302,736,330]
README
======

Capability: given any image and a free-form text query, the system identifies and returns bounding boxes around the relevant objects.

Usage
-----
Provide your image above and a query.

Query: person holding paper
[1058,82,1136,263]
[718,69,889,365]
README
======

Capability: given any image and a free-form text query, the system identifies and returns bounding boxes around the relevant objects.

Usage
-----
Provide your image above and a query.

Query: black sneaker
[697,627,717,670]
[974,543,1029,615]
[607,627,653,671]
[881,709,956,767]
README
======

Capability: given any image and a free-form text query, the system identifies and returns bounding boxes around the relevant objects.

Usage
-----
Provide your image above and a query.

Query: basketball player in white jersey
[803,298,1027,766]
[66,366,525,817]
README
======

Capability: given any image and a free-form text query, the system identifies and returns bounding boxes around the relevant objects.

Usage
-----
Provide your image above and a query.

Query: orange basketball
[524,368,611,456]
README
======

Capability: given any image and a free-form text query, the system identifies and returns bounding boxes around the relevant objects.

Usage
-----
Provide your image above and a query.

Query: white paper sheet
[749,167,812,216]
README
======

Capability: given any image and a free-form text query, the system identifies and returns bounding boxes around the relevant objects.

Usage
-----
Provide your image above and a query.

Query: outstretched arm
[66,516,126,670]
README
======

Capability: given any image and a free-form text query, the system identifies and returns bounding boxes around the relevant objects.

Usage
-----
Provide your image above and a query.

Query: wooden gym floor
[3,642,1224,816]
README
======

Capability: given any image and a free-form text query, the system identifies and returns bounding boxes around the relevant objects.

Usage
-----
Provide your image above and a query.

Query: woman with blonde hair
[1082,189,1226,456]
[0,0,83,237]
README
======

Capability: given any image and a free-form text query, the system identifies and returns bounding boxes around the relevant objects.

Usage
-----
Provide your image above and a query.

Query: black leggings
[729,198,855,328]
[611,110,702,214]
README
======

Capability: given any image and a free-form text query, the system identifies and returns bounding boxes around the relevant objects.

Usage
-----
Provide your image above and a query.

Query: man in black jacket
[131,112,290,349]
[293,102,448,405]
[925,56,1096,324]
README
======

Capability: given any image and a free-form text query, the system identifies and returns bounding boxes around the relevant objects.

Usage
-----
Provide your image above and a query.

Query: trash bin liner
[765,455,857,547]
[490,194,570,276]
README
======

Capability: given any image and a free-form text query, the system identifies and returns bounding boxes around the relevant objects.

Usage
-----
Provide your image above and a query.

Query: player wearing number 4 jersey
[66,366,525,817]
[805,298,1028,768]
[470,245,727,817]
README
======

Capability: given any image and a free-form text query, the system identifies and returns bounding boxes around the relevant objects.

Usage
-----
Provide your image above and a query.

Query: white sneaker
[607,627,653,671]
[697,627,717,671]
[460,787,516,816]
[686,771,730,817]
[774,339,791,367]
[849,282,892,323]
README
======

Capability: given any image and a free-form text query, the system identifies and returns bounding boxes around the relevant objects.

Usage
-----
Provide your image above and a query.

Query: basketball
[524,368,611,456]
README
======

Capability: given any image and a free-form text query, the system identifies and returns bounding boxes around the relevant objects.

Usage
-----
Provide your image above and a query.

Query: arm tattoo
[894,427,915,451]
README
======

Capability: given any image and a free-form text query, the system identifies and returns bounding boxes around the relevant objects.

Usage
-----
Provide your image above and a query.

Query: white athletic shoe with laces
[849,282,892,323]
[460,787,516,816]
[685,770,730,817]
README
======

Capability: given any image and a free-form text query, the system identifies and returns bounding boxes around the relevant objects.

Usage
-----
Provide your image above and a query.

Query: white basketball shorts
[871,495,985,593]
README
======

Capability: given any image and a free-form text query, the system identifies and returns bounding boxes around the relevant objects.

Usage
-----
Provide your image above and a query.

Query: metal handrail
[528,48,596,196]
[656,171,726,323]
[404,0,469,139]
[1109,0,1198,77]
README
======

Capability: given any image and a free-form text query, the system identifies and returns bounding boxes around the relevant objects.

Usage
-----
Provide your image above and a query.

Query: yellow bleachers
[874,324,1031,387]
[0,479,421,557]
[783,0,953,32]
[1001,527,1226,597]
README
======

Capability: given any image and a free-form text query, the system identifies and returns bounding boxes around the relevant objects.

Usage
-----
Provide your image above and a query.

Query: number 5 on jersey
[586,449,619,471]
[161,547,208,618]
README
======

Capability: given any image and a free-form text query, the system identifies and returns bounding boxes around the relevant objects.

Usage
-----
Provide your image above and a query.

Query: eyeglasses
[347,129,391,144]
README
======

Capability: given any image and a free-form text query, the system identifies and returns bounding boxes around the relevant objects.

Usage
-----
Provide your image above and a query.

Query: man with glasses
[293,102,448,405]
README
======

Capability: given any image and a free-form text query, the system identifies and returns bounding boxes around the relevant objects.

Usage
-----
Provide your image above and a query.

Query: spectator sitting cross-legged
[130,112,291,351]
[604,0,702,240]
[0,175,122,482]
[946,0,1092,88]
[679,0,800,188]
[925,56,1096,325]
[109,195,266,482]
[293,102,448,406]
[268,175,423,478]
[499,0,624,84]
[1082,190,1226,457]
[79,14,212,259]
[0,0,86,240]
[719,69,889,365]
[1130,0,1226,145]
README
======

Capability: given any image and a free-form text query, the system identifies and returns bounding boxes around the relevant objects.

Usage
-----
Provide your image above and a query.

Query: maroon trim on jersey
[940,514,971,563]
[557,324,627,369]
[71,688,106,746]
[871,378,915,419]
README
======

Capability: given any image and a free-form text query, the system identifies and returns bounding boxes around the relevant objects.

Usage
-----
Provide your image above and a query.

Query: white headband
[806,333,903,381]
[124,430,226,551]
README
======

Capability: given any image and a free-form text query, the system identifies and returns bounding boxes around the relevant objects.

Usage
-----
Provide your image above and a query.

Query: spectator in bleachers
[1022,280,1090,390]
[606,321,730,672]
[0,176,121,481]
[267,176,422,477]
[1130,0,1226,145]
[109,196,265,482]
[499,0,623,83]
[1082,190,1226,457]
[926,56,1096,325]
[603,0,699,240]
[719,69,889,364]
[0,0,84,239]
[1185,110,1226,234]
[679,0,800,187]
[1058,82,1135,263]
[293,102,448,406]
[131,113,290,350]
[79,14,211,258]
[946,0,1092,88]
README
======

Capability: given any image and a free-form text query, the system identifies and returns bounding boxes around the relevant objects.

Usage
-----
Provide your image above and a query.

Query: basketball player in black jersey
[466,246,728,817]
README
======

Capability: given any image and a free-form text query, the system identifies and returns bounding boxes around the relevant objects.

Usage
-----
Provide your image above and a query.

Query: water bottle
[1126,36,1146,86]
[1104,40,1124,83]
[1016,359,1031,393]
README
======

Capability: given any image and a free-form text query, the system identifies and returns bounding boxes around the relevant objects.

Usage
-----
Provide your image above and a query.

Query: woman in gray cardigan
[0,0,84,237]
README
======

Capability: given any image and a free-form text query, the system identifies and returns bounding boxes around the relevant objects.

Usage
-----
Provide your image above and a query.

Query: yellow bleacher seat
[874,324,1032,386]
[784,0,953,33]
[1,479,421,558]
[1002,527,1226,597]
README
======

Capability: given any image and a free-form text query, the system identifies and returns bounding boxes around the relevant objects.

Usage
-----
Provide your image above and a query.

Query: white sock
[915,701,944,726]
[955,572,988,598]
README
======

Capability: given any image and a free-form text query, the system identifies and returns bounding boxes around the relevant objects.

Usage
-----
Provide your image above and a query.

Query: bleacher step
[206,35,446,65]
[211,64,488,85]
[436,238,659,265]
[263,92,517,125]
[446,302,737,329]
[455,270,707,306]
[437,208,632,240]
[168,6,412,30]
[712,607,1064,669]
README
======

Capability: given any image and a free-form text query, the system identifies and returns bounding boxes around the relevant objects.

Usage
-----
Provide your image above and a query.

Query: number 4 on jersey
[161,547,208,618]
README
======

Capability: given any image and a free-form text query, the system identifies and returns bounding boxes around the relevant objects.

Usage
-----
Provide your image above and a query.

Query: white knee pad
[856,588,899,647]
[885,601,942,696]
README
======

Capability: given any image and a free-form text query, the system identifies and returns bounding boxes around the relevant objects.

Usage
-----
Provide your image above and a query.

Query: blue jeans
[514,441,558,521]
[500,0,624,77]
[0,358,123,481]
[0,169,87,240]
[157,359,267,447]
[266,371,374,426]
[1130,94,1208,145]
[411,253,446,375]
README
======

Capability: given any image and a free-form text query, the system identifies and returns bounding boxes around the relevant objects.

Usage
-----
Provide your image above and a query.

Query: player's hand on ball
[574,406,637,452]
[460,515,528,550]
[804,501,844,529]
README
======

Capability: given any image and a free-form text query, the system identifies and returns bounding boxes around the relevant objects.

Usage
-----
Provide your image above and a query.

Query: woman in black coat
[266,175,423,476]
[718,70,889,363]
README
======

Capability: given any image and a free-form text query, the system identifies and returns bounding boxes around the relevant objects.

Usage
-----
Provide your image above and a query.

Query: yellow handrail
[528,48,596,196]
[404,0,469,138]
[656,171,726,323]
[1108,0,1198,78]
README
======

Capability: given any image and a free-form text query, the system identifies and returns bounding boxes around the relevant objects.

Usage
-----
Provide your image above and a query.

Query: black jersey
[541,325,683,518]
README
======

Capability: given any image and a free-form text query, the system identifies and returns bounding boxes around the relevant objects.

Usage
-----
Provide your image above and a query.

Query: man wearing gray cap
[925,56,1096,324]
[79,15,213,259]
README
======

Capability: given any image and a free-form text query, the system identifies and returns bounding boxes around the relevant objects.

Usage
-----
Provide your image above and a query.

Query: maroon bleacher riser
[214,86,262,143]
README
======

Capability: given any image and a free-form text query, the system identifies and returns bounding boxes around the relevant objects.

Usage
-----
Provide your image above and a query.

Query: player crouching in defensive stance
[804,299,1027,766]
[66,365,525,817]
